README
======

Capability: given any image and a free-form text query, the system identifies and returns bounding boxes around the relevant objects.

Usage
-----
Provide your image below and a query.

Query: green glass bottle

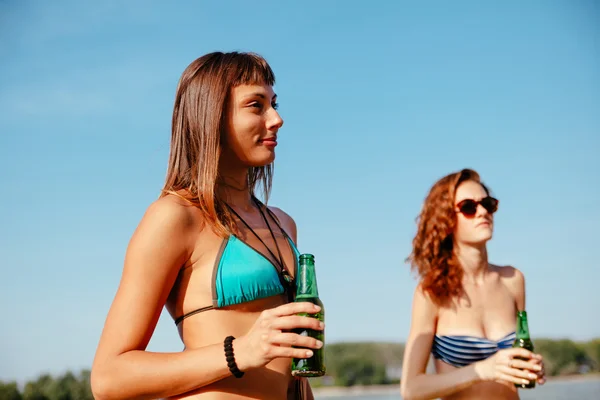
[512,310,536,389]
[291,254,326,377]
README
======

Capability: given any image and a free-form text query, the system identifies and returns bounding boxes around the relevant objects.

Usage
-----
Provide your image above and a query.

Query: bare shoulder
[140,194,197,232]
[491,264,525,287]
[267,205,298,242]
[491,263,526,309]
[92,194,203,365]
[412,282,439,315]
[130,194,201,256]
[405,282,438,353]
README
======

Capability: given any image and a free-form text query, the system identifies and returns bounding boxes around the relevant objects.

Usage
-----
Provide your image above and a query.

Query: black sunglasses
[456,196,499,217]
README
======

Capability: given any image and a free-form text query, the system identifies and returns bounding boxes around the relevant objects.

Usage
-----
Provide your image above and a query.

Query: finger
[506,347,535,359]
[498,365,538,382]
[537,375,546,384]
[270,345,316,360]
[529,357,543,365]
[537,377,546,385]
[271,315,324,331]
[496,372,534,386]
[268,302,321,317]
[509,359,542,372]
[269,332,324,349]
[536,368,546,381]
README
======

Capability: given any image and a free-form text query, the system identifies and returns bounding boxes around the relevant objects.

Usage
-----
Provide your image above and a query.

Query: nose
[476,203,489,218]
[267,108,283,131]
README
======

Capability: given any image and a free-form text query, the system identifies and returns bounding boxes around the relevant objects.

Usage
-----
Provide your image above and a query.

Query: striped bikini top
[431,331,516,367]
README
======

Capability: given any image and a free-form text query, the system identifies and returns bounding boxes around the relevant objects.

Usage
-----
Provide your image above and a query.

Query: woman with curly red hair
[400,169,546,400]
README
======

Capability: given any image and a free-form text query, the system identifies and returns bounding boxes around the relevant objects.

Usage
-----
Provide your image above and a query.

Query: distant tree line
[0,370,92,400]
[312,338,600,387]
[1,338,599,398]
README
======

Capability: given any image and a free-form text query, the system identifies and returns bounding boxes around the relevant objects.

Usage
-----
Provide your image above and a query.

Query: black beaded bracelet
[224,336,245,378]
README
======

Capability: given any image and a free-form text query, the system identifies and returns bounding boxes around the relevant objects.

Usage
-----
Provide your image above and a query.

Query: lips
[260,137,277,146]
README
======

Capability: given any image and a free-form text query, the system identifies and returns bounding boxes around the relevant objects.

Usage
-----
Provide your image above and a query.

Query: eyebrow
[243,92,277,101]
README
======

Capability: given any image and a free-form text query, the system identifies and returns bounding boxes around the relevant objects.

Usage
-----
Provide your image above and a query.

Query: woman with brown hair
[91,52,322,400]
[400,168,546,400]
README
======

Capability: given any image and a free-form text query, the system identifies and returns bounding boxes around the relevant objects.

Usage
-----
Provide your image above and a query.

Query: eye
[272,102,279,110]
[249,102,263,110]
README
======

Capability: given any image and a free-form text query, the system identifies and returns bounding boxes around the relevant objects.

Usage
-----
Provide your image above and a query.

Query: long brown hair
[161,51,276,237]
[406,168,491,306]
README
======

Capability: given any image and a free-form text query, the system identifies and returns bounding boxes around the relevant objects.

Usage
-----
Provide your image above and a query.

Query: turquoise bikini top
[174,198,298,325]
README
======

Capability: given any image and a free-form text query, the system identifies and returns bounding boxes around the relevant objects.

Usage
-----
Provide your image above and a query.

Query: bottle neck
[296,263,319,299]
[516,312,531,339]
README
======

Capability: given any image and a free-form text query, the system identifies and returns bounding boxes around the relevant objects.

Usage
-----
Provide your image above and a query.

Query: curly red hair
[406,168,490,306]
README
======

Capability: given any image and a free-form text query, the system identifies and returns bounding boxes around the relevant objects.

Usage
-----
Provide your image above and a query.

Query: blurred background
[0,1,598,399]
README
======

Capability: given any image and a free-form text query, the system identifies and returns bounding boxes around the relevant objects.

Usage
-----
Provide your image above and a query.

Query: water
[519,380,600,400]
[315,379,600,400]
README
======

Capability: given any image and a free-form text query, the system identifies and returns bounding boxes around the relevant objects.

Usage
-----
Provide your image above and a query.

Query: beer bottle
[512,310,536,389]
[291,254,326,377]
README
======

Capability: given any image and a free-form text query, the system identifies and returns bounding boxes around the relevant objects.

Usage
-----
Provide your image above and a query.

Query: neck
[454,241,489,284]
[217,162,252,209]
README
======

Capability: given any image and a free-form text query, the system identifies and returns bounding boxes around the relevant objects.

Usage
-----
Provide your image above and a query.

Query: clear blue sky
[1,0,598,385]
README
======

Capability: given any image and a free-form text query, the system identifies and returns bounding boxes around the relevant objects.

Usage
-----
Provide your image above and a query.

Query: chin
[476,226,494,241]
[477,233,493,244]
[246,153,275,167]
[463,233,493,247]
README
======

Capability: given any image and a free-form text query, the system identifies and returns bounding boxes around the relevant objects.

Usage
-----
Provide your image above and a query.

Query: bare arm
[400,285,482,400]
[91,198,324,400]
[91,198,239,400]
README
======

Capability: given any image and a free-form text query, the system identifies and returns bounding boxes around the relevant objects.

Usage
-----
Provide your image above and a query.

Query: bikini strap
[261,202,295,245]
[252,197,288,274]
[225,202,294,288]
[253,198,298,303]
[174,305,214,325]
